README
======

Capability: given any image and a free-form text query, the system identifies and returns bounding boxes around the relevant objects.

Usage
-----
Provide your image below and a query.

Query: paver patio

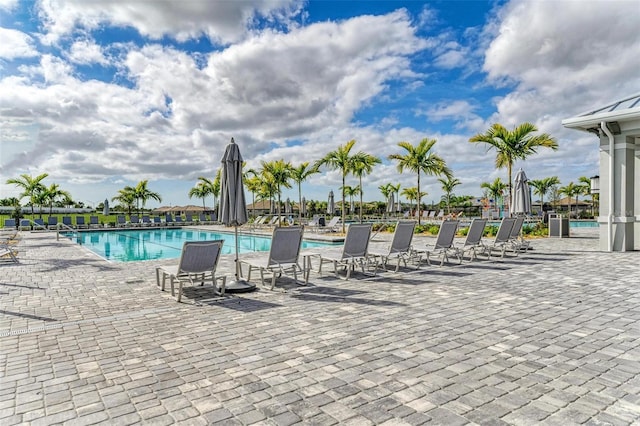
[1,227,639,425]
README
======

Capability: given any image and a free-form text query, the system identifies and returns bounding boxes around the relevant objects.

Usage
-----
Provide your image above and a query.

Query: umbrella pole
[225,224,255,293]
[235,225,240,281]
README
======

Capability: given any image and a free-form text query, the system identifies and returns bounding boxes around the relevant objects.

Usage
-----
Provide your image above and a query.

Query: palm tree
[212,169,221,213]
[112,186,136,215]
[244,175,262,219]
[315,139,358,233]
[133,180,162,214]
[42,183,71,216]
[388,138,451,225]
[260,159,292,225]
[5,173,48,218]
[578,176,597,217]
[351,152,381,223]
[438,176,461,214]
[390,183,401,213]
[342,185,360,217]
[560,182,582,218]
[189,180,213,210]
[469,122,558,208]
[529,176,560,213]
[290,162,320,222]
[480,178,507,214]
[401,187,426,217]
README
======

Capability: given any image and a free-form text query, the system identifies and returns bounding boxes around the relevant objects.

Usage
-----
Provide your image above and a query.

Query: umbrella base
[225,279,256,293]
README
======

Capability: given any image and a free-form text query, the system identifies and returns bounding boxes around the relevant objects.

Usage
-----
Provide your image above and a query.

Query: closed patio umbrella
[219,137,255,293]
[300,196,307,217]
[327,190,335,215]
[511,168,532,216]
[103,199,109,216]
[386,193,395,216]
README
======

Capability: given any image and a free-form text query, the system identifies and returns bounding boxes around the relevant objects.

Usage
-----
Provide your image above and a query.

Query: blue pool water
[569,221,598,228]
[63,229,337,262]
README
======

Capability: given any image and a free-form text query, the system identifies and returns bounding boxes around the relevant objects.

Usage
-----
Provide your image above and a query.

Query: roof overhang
[562,93,640,133]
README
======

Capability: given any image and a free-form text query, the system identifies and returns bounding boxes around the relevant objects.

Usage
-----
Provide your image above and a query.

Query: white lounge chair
[416,220,460,266]
[486,217,517,258]
[317,223,374,279]
[318,216,341,233]
[155,240,226,302]
[369,221,417,272]
[456,218,488,261]
[240,226,305,290]
[0,244,18,263]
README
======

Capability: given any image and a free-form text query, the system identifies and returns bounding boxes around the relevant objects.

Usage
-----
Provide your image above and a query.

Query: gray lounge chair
[486,217,517,258]
[369,221,417,272]
[508,216,530,252]
[416,220,460,266]
[3,219,16,230]
[116,215,127,227]
[155,240,226,302]
[0,244,18,263]
[240,226,305,289]
[317,223,374,279]
[130,215,141,227]
[19,219,31,231]
[456,218,488,261]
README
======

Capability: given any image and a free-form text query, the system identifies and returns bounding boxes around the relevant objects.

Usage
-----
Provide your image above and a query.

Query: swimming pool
[62,229,337,262]
[569,220,598,228]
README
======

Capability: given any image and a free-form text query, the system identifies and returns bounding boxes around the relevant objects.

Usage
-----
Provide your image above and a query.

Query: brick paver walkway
[1,227,638,425]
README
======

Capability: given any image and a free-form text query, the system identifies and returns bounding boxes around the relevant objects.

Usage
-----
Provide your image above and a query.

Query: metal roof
[562,92,640,130]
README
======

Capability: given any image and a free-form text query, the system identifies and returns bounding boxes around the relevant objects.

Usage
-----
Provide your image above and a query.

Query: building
[562,93,640,251]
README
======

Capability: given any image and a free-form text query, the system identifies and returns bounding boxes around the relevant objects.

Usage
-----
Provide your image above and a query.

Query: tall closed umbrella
[103,199,109,216]
[219,138,255,293]
[300,196,307,217]
[327,190,335,215]
[386,193,395,216]
[511,168,532,216]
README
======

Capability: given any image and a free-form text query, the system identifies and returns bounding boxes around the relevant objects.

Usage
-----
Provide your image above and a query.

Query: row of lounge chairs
[154,217,532,301]
[3,214,218,231]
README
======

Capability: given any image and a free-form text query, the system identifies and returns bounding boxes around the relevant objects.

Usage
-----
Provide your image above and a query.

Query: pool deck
[1,227,639,425]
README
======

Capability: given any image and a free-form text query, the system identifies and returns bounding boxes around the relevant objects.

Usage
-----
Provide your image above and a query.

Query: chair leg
[177,280,183,302]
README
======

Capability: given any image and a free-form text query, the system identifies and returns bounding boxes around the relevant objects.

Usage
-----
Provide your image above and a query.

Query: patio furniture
[317,223,374,279]
[239,226,305,290]
[155,240,226,302]
[456,218,488,261]
[486,217,517,258]
[369,220,418,272]
[415,220,460,266]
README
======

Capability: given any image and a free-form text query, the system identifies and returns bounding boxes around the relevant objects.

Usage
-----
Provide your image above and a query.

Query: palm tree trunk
[359,176,363,223]
[417,172,421,225]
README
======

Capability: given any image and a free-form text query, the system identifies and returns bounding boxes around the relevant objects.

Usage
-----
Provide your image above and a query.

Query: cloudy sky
[1,0,639,209]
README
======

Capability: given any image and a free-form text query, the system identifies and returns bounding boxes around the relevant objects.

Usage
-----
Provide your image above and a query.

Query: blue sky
[1,0,639,209]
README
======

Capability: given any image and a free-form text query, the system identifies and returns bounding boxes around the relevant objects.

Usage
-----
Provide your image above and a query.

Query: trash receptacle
[549,216,570,238]
[318,217,326,227]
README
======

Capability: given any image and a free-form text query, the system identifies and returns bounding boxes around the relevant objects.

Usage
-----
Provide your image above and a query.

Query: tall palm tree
[529,176,560,213]
[438,176,461,214]
[212,169,221,213]
[112,186,136,215]
[341,185,360,217]
[401,187,426,217]
[388,138,451,225]
[42,183,71,216]
[260,159,292,225]
[315,139,358,233]
[560,182,582,218]
[5,173,49,218]
[469,122,558,208]
[351,152,381,223]
[133,180,162,214]
[578,176,597,217]
[244,175,262,218]
[290,162,320,222]
[480,178,507,214]
[189,180,213,210]
[390,183,401,213]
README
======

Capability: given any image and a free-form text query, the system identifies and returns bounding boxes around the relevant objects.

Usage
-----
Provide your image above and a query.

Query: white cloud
[67,39,107,65]
[1,9,427,203]
[36,0,303,45]
[0,0,18,11]
[0,27,39,59]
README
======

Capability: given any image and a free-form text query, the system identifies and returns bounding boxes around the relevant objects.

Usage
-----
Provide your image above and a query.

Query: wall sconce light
[590,175,600,194]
